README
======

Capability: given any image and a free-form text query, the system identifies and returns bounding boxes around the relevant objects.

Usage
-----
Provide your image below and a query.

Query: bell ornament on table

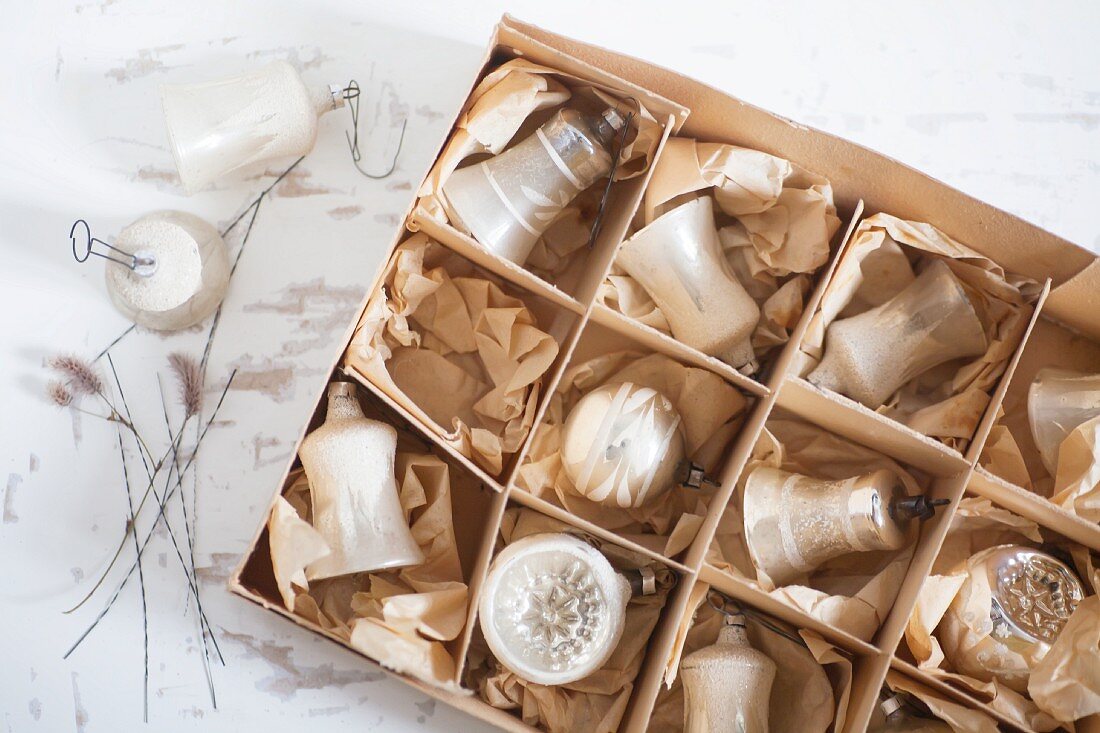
[477,533,635,686]
[160,60,346,193]
[680,612,776,733]
[938,544,1084,692]
[100,210,230,331]
[298,382,424,580]
[617,197,761,371]
[1028,368,1100,474]
[743,466,946,587]
[808,259,987,408]
[870,694,952,733]
[442,106,626,265]
[561,381,708,509]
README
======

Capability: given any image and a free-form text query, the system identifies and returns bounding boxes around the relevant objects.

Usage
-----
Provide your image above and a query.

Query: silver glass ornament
[298,382,424,580]
[743,467,945,586]
[808,259,987,408]
[1028,368,1100,474]
[477,533,631,686]
[939,545,1084,692]
[443,106,625,265]
[680,612,776,733]
[560,381,687,509]
[870,694,952,733]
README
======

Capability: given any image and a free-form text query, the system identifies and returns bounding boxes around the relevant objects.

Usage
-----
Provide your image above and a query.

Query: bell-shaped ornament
[478,533,633,685]
[1028,368,1100,474]
[938,545,1084,692]
[808,259,988,408]
[443,106,626,265]
[298,382,424,580]
[560,381,689,509]
[743,467,946,586]
[680,612,776,733]
[160,60,345,194]
[96,210,230,331]
[617,197,761,370]
[870,694,952,733]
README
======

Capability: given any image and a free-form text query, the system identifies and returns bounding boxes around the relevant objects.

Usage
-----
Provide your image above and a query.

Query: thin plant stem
[114,417,149,722]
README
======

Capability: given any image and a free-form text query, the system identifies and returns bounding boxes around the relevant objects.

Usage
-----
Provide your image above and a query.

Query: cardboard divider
[969,466,1100,551]
[845,652,894,733]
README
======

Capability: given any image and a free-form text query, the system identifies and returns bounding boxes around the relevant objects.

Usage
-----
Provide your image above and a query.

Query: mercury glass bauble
[870,694,952,733]
[1028,368,1100,474]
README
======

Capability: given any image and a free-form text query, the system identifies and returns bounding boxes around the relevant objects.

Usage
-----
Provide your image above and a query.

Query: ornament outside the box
[1028,368,1100,474]
[938,545,1084,692]
[298,382,424,580]
[160,60,346,194]
[71,212,230,331]
[617,197,761,371]
[560,381,713,509]
[870,694,951,733]
[478,533,648,686]
[680,611,776,733]
[808,259,987,408]
[443,106,626,266]
[743,466,946,586]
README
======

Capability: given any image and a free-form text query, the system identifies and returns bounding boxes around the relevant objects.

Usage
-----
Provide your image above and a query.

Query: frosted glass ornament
[560,382,687,508]
[443,107,625,265]
[104,210,230,331]
[160,60,345,194]
[938,545,1083,692]
[680,613,776,733]
[1028,368,1100,474]
[478,533,631,686]
[743,467,943,586]
[808,259,987,408]
[870,695,952,733]
[617,197,760,369]
[298,382,424,580]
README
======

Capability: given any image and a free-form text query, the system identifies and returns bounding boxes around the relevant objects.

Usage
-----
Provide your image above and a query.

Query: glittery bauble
[560,382,686,508]
[478,533,631,686]
[680,616,776,733]
[939,545,1084,692]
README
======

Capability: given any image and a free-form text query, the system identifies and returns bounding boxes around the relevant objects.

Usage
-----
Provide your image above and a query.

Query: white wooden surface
[1,1,1098,731]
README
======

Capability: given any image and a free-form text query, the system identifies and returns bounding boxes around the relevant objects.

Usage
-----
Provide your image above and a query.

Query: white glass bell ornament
[442,106,626,265]
[160,60,345,194]
[808,259,988,408]
[1028,368,1100,474]
[938,545,1084,692]
[617,197,761,370]
[477,533,634,686]
[870,694,952,733]
[75,211,231,331]
[298,382,424,580]
[680,612,776,733]
[743,466,946,586]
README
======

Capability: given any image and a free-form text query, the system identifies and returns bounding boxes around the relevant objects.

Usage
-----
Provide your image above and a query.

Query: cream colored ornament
[477,533,631,686]
[680,612,776,733]
[443,107,625,265]
[743,467,945,587]
[938,545,1084,692]
[560,382,692,509]
[298,382,424,580]
[617,197,760,370]
[808,259,987,408]
[870,694,952,733]
[1028,368,1100,474]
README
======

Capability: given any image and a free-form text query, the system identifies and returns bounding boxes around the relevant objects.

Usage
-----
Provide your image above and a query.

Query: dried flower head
[47,354,103,396]
[47,380,73,407]
[168,352,203,417]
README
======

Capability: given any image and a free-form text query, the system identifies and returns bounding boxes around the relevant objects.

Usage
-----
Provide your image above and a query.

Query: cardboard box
[231,15,1100,733]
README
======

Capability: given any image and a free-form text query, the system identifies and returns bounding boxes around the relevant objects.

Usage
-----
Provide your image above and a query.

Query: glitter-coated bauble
[298,382,424,580]
[1028,368,1100,474]
[743,467,916,586]
[938,545,1084,692]
[560,382,686,508]
[680,615,776,733]
[808,259,987,408]
[105,210,230,331]
[478,533,631,686]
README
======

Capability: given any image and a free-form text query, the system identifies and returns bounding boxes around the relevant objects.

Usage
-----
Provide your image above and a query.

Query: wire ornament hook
[70,219,155,271]
[587,106,636,250]
[705,590,810,648]
[342,80,407,180]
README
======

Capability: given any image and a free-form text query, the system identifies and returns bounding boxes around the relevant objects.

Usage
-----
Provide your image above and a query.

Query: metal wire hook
[586,105,636,249]
[705,590,810,648]
[70,219,154,271]
[342,79,407,179]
